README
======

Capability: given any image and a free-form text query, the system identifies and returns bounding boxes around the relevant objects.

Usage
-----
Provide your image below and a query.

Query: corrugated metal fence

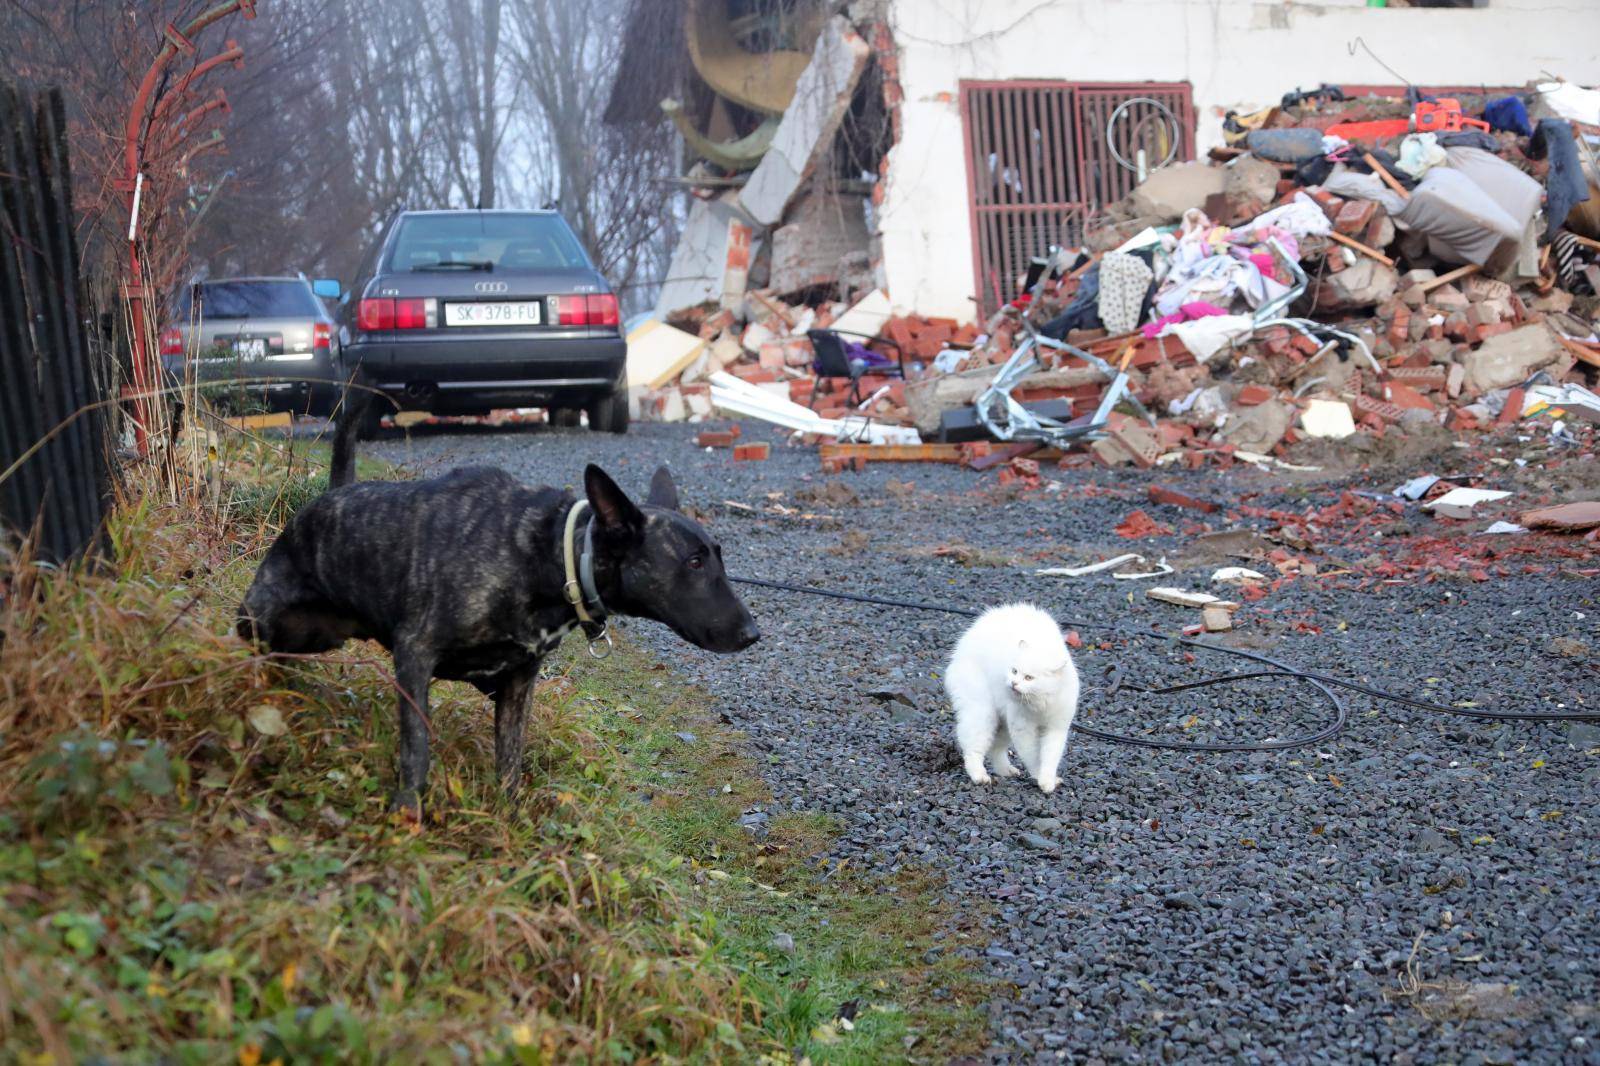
[1,83,110,565]
[961,80,1196,316]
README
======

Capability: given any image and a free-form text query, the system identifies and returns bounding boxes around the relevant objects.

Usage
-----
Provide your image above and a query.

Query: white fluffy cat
[944,603,1080,793]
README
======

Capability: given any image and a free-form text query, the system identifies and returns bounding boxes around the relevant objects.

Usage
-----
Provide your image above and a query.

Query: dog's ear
[585,464,644,535]
[646,465,680,511]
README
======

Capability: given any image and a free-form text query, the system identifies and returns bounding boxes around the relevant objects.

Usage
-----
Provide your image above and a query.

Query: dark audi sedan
[343,209,627,434]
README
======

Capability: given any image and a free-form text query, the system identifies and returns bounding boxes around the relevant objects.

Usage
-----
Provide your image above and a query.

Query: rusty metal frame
[959,79,1195,317]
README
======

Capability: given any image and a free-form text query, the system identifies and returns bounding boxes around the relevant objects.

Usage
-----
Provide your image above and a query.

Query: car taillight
[358,298,393,331]
[159,326,183,356]
[359,297,435,330]
[554,295,587,326]
[586,293,619,327]
[394,298,435,329]
[555,294,619,326]
[313,322,332,351]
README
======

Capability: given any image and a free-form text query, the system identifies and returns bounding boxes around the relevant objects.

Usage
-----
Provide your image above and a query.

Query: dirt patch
[794,480,862,508]
[1285,421,1459,480]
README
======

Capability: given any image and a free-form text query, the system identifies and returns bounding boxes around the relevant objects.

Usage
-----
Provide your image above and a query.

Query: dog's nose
[735,620,761,649]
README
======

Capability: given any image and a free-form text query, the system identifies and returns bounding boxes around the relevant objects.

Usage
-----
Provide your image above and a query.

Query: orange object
[1325,118,1409,143]
[1413,98,1490,134]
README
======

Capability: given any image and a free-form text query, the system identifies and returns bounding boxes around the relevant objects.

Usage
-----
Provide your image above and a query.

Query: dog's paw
[966,769,993,785]
[995,763,1022,778]
[1036,776,1060,794]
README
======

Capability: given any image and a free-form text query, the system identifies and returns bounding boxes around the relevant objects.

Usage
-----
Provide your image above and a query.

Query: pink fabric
[1141,301,1231,338]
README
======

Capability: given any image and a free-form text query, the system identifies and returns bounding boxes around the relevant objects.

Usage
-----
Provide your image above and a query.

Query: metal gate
[1,83,110,565]
[960,80,1195,316]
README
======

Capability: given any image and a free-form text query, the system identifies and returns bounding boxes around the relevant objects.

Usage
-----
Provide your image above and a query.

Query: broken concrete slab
[627,320,708,389]
[1310,258,1400,311]
[1224,154,1281,209]
[1220,397,1292,454]
[1462,322,1568,394]
[655,192,759,317]
[1128,162,1227,222]
[830,288,893,337]
[768,192,872,297]
[740,16,871,227]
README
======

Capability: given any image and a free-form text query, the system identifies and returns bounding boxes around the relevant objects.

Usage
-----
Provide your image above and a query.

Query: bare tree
[504,0,681,302]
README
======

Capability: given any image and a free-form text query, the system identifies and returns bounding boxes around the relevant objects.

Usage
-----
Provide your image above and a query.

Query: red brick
[1387,310,1412,348]
[1235,384,1274,406]
[731,364,779,384]
[1334,199,1377,236]
[1387,366,1447,390]
[1353,393,1406,423]
[1496,387,1525,426]
[1291,334,1323,357]
[1147,485,1220,514]
[695,430,739,448]
[1384,382,1433,411]
[733,443,770,461]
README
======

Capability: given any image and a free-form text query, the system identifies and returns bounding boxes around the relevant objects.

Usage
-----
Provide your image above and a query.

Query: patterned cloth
[1096,251,1153,335]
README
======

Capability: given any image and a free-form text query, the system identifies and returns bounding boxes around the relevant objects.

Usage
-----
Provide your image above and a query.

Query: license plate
[445,301,542,327]
[234,337,267,359]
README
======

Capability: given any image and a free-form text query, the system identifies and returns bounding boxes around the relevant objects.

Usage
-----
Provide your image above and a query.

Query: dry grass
[0,437,985,1063]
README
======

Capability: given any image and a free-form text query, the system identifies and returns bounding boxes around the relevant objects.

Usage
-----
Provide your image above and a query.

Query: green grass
[0,439,984,1063]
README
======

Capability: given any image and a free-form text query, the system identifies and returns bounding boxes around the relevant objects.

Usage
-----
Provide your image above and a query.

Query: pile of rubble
[629,78,1600,468]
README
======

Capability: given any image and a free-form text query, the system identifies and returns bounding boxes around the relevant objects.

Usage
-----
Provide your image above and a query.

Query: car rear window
[179,281,322,320]
[384,213,591,273]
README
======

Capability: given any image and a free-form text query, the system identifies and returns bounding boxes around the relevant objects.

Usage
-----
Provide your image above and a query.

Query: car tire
[585,384,628,435]
[550,407,581,428]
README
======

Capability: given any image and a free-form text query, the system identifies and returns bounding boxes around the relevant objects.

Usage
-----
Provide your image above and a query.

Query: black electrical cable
[729,575,1600,754]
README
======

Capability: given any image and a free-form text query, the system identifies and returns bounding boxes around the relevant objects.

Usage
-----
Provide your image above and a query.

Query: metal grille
[1,83,110,564]
[961,81,1195,316]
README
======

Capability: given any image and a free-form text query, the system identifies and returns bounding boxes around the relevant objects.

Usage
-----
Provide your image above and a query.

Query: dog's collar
[562,500,612,658]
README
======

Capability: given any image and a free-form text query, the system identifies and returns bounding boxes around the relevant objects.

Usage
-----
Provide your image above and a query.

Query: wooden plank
[1558,335,1600,369]
[1419,263,1480,293]
[819,443,966,463]
[818,442,1067,465]
[223,412,293,431]
[1363,152,1410,201]
[1328,230,1395,267]
[967,442,1040,471]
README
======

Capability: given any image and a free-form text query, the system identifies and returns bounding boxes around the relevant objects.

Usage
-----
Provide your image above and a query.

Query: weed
[0,438,984,1062]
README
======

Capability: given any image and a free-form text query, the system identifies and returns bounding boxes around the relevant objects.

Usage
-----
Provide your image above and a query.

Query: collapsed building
[604,0,1600,460]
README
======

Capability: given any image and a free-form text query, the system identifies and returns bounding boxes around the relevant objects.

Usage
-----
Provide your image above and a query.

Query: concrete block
[655,192,760,316]
[740,16,871,226]
[1462,323,1566,393]
[1128,162,1227,221]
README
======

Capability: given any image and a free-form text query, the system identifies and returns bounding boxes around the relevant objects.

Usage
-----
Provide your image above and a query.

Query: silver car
[160,275,344,416]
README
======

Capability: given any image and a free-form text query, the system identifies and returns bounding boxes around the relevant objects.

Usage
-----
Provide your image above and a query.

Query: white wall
[878,0,1600,320]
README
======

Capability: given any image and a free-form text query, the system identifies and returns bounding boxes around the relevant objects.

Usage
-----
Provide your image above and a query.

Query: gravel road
[371,420,1599,1064]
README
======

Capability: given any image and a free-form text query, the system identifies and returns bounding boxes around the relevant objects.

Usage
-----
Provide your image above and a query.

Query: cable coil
[730,576,1600,754]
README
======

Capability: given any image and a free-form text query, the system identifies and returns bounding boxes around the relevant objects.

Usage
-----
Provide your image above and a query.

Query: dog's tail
[328,372,373,489]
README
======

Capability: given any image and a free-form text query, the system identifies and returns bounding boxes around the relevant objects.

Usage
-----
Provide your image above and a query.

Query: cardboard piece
[626,320,708,389]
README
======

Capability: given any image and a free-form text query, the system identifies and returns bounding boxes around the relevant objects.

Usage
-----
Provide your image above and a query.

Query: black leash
[729,576,1600,754]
